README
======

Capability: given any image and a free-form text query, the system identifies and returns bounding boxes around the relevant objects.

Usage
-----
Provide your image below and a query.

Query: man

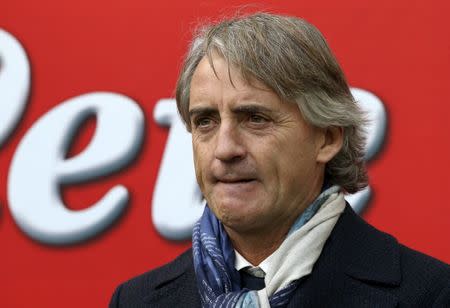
[110,13,450,307]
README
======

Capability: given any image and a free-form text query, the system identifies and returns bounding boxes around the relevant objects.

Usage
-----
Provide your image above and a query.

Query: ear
[316,126,344,163]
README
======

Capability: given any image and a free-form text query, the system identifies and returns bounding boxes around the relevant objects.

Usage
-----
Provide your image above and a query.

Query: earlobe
[316,126,344,163]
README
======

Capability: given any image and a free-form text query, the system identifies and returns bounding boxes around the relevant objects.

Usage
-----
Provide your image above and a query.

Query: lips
[214,178,258,197]
[213,172,257,183]
[217,178,255,184]
[210,167,258,186]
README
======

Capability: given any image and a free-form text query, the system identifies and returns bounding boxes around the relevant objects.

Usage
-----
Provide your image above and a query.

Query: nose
[214,122,246,162]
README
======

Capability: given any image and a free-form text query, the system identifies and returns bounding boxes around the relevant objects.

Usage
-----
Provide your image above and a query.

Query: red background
[1,0,449,307]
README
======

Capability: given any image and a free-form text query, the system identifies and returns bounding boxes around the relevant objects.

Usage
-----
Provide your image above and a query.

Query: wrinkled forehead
[191,53,278,101]
[203,52,272,91]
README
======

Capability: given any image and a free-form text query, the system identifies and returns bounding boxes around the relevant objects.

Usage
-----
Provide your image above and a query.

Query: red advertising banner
[1,0,449,307]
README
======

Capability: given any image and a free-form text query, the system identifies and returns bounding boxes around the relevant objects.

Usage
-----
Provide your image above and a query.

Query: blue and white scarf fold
[192,186,342,308]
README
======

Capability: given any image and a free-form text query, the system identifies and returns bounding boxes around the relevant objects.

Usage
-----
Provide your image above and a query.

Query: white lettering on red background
[0,29,29,146]
[1,28,387,244]
[1,29,144,245]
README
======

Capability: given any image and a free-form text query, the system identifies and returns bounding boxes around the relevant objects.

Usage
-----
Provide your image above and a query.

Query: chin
[213,201,263,227]
[220,216,265,235]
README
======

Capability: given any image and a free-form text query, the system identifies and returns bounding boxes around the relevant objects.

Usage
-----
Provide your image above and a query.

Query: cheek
[274,145,314,187]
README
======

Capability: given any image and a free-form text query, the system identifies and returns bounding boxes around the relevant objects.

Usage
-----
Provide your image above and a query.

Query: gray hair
[176,12,368,193]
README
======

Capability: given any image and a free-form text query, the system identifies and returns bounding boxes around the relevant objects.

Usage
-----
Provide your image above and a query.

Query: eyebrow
[188,107,217,119]
[188,104,274,119]
[231,104,273,115]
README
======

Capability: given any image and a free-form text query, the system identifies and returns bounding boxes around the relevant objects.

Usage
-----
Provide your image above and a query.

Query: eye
[197,117,211,126]
[193,116,216,130]
[248,114,269,124]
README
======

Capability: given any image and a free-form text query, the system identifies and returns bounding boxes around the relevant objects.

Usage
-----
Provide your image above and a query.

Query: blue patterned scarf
[192,186,338,307]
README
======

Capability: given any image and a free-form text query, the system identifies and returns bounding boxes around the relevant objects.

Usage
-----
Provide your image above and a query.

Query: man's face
[189,54,328,235]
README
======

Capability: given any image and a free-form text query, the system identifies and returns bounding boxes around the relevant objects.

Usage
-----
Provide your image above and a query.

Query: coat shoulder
[300,204,450,307]
[109,249,200,308]
[395,243,450,306]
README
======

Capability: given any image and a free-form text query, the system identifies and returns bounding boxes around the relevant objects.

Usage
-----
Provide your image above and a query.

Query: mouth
[215,177,256,184]
[216,178,256,184]
[212,176,258,195]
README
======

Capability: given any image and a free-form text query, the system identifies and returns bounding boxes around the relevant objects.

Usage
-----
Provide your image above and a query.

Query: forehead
[189,55,280,110]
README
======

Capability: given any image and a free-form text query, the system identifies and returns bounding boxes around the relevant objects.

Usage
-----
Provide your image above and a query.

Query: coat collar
[141,249,201,307]
[288,204,401,307]
[338,205,401,286]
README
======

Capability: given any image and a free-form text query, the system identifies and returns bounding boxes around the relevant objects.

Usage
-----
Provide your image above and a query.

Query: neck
[225,224,290,265]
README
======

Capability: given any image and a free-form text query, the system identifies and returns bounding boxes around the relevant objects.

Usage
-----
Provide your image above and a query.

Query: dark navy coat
[110,205,450,307]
